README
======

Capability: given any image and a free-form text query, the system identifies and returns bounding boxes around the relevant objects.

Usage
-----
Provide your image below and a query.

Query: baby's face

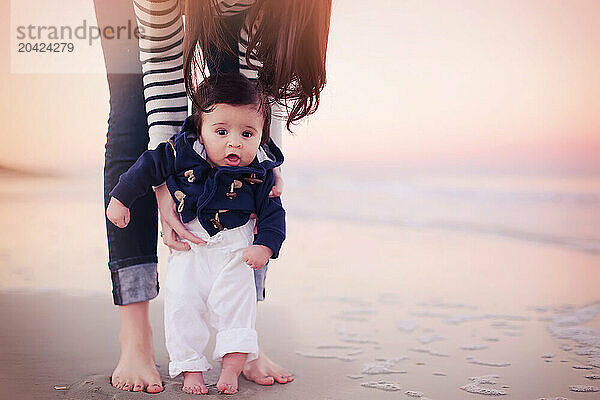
[199,103,264,167]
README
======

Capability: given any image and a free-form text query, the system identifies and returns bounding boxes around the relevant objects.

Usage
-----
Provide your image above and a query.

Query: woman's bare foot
[183,372,208,395]
[111,302,163,393]
[217,352,248,394]
[243,350,294,385]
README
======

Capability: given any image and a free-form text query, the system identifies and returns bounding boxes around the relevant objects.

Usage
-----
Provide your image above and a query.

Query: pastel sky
[1,0,599,174]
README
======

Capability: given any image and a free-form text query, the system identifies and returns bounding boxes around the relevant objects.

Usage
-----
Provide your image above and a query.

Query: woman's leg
[113,302,162,392]
[93,0,162,392]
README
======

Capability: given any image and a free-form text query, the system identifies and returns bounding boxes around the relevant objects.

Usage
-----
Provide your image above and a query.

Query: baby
[106,73,285,395]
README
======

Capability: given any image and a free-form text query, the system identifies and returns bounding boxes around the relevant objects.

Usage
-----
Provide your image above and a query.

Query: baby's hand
[106,197,130,228]
[242,245,273,270]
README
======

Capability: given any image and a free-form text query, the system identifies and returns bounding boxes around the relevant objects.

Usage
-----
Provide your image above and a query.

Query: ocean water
[1,167,598,294]
[283,166,600,256]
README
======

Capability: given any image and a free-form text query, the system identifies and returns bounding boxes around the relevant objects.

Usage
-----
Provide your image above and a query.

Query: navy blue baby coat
[109,117,285,258]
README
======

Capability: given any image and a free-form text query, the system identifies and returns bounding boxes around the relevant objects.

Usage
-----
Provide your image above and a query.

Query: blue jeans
[94,0,266,305]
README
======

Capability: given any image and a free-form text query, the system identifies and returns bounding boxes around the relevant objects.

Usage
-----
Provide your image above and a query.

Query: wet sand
[1,175,600,399]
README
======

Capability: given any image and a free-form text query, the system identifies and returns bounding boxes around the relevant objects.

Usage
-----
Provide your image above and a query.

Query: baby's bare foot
[217,368,239,394]
[243,350,294,385]
[217,352,247,394]
[183,372,208,395]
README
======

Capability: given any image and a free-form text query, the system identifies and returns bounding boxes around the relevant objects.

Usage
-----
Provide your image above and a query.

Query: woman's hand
[268,167,284,198]
[154,184,206,251]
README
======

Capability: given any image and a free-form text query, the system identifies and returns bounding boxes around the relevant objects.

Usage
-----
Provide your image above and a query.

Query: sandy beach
[1,172,600,400]
[3,0,600,397]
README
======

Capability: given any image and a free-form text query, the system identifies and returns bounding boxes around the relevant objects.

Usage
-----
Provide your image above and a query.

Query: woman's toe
[224,384,237,394]
[132,380,144,392]
[147,383,163,393]
[258,375,275,385]
[196,384,208,394]
[217,383,230,393]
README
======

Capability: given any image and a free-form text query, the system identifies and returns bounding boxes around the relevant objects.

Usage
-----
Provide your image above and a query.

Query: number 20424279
[18,42,74,52]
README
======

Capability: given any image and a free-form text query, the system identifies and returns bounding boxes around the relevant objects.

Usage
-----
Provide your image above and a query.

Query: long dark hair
[183,0,332,131]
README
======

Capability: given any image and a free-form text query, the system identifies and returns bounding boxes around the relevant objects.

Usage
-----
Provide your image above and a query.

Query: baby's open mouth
[225,154,241,166]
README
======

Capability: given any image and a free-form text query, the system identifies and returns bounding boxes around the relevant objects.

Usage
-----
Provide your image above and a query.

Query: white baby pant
[164,218,258,378]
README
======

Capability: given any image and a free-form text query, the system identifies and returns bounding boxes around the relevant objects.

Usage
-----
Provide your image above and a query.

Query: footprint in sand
[466,357,511,367]
[404,389,425,397]
[569,385,599,392]
[416,333,445,345]
[460,375,508,396]
[360,380,401,392]
[295,348,356,362]
[460,344,488,351]
[409,347,449,358]
[362,361,407,375]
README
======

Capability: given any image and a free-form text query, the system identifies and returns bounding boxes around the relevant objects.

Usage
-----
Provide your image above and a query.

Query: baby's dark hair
[191,73,272,145]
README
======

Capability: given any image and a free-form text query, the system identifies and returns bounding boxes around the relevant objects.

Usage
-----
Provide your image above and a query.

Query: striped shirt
[133,0,282,151]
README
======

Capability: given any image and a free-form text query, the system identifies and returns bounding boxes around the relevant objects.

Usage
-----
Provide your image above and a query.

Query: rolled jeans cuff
[213,328,258,363]
[110,261,159,305]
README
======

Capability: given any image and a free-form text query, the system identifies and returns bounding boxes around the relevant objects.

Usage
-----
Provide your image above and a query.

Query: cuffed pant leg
[207,247,258,362]
[111,262,158,305]
[164,251,213,378]
[214,328,258,362]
